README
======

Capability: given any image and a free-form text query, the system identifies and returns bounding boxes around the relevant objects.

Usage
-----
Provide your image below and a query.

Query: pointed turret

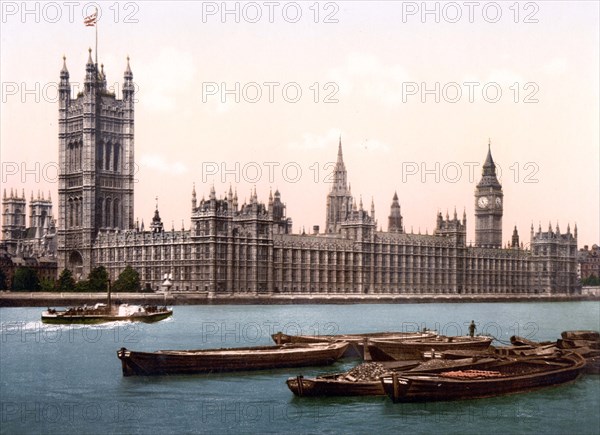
[232,188,238,210]
[150,201,164,233]
[123,56,134,101]
[60,55,69,79]
[388,191,403,233]
[84,48,97,91]
[371,197,375,220]
[59,56,71,104]
[98,63,107,91]
[478,140,501,189]
[191,183,197,209]
[511,226,520,248]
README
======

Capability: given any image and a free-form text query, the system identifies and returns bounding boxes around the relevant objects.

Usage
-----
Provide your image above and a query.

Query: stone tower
[29,191,53,237]
[388,192,403,233]
[530,223,578,294]
[2,189,26,253]
[325,138,353,234]
[475,142,503,248]
[57,50,135,279]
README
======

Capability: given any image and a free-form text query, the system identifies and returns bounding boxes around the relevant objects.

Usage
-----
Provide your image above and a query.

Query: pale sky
[1,1,599,246]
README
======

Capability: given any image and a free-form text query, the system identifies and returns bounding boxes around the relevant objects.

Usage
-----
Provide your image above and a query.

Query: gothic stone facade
[55,55,579,295]
[2,189,56,259]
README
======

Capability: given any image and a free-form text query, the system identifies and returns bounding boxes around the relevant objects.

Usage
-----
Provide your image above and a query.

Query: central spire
[332,135,347,190]
[325,135,354,233]
[478,139,501,187]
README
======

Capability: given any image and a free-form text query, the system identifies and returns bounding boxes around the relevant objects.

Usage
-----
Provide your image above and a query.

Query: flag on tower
[84,11,97,26]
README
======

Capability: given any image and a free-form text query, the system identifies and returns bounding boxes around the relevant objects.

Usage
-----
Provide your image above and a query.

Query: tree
[113,266,141,292]
[75,280,90,293]
[12,267,40,291]
[87,266,109,292]
[39,277,56,292]
[56,269,76,292]
[582,274,600,286]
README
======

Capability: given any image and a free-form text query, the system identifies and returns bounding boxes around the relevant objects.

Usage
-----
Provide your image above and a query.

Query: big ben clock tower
[475,141,503,248]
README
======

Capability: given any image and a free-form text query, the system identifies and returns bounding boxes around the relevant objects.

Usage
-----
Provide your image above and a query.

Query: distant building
[2,50,581,296]
[0,189,57,288]
[2,189,56,258]
[579,244,600,281]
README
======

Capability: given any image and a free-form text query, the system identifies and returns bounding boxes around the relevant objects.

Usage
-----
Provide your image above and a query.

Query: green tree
[75,280,90,293]
[12,267,40,291]
[56,269,76,292]
[87,266,109,292]
[582,274,600,286]
[39,277,55,292]
[113,266,141,292]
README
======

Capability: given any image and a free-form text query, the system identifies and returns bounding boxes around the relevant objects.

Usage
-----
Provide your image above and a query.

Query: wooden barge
[381,352,586,402]
[368,335,493,361]
[272,331,436,358]
[116,341,349,376]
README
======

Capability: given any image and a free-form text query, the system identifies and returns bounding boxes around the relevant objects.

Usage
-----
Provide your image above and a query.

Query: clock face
[495,197,502,207]
[477,197,489,208]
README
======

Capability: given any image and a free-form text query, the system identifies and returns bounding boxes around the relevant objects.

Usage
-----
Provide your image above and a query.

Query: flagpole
[95,7,98,68]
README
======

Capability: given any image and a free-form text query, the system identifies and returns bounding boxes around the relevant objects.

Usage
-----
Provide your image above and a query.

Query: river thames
[1,302,599,434]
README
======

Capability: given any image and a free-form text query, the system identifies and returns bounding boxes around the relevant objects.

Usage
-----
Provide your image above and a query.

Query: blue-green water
[1,302,599,434]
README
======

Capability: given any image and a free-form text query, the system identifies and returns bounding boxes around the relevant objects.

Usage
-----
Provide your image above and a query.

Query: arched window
[105,142,112,171]
[75,198,81,227]
[68,199,73,227]
[105,198,112,228]
[113,144,120,173]
[97,142,104,170]
[113,198,120,228]
[68,143,73,171]
[97,197,104,228]
[78,196,83,226]
[78,142,83,170]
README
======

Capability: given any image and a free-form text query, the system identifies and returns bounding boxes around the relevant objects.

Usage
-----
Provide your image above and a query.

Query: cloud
[287,129,390,154]
[328,53,411,106]
[287,128,341,150]
[542,58,568,76]
[139,153,188,174]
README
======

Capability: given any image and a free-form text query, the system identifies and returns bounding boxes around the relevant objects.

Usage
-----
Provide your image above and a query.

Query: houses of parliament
[1,52,580,295]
